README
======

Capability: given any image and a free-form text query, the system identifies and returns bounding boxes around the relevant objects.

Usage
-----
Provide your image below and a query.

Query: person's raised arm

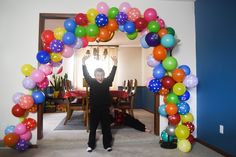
[82,55,93,84]
[107,56,118,83]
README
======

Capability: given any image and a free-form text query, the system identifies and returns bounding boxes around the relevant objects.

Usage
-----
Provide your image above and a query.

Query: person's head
[94,68,105,83]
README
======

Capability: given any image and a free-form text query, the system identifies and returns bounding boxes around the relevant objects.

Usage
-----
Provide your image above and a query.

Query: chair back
[128,79,137,108]
[122,80,130,93]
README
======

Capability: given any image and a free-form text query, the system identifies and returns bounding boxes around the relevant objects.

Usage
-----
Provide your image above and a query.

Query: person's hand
[111,56,118,66]
[82,55,90,65]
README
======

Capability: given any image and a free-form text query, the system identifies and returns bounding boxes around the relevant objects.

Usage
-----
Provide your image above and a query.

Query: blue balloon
[161,34,176,48]
[153,64,166,79]
[64,18,77,32]
[179,65,191,75]
[177,101,190,115]
[119,25,125,32]
[32,90,45,104]
[178,90,190,101]
[63,32,77,45]
[95,14,108,27]
[36,50,50,64]
[50,39,64,52]
[124,21,136,34]
[148,79,162,93]
[158,104,167,117]
[4,125,15,135]
[140,35,150,48]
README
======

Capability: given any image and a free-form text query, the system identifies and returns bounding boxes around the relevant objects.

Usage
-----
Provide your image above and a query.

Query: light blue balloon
[158,104,167,117]
[4,125,15,135]
[179,65,191,75]
[119,25,124,32]
[161,130,174,142]
[161,34,176,48]
[140,35,150,48]
[64,18,77,32]
[153,64,166,79]
[177,101,190,115]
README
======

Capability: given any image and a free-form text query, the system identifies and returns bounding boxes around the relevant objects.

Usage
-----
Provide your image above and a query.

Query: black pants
[88,107,112,149]
[123,113,145,132]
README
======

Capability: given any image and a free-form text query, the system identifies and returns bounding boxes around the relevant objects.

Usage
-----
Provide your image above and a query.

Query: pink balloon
[14,124,27,135]
[19,95,34,109]
[20,131,32,141]
[96,2,109,15]
[141,28,149,36]
[157,18,165,28]
[36,77,49,89]
[119,2,131,13]
[61,45,74,58]
[81,37,88,48]
[30,69,45,83]
[144,8,158,22]
[127,8,141,22]
[39,64,53,76]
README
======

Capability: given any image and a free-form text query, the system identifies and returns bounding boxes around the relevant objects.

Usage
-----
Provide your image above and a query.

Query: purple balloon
[183,74,198,88]
[116,12,128,25]
[71,38,83,49]
[12,92,24,104]
[50,39,64,52]
[22,77,36,89]
[147,54,159,67]
[50,60,63,67]
[145,32,160,47]
[16,139,29,152]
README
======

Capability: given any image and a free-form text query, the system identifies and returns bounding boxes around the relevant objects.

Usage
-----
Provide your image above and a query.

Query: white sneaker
[86,147,92,152]
[106,147,112,152]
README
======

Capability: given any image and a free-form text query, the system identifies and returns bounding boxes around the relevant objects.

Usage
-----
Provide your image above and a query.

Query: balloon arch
[4,2,198,153]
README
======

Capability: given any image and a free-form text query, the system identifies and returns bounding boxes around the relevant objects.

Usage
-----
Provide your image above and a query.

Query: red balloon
[12,104,26,117]
[43,42,51,53]
[134,17,148,31]
[187,134,195,144]
[41,30,55,44]
[168,114,180,125]
[74,13,88,26]
[161,76,176,89]
[183,122,195,133]
[23,118,37,131]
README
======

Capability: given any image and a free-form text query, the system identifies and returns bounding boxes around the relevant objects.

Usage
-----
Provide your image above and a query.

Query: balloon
[124,21,136,34]
[12,104,26,117]
[50,52,62,63]
[158,104,167,117]
[181,113,194,123]
[108,7,119,19]
[140,35,150,49]
[62,32,77,45]
[178,90,190,101]
[12,92,24,104]
[172,69,186,82]
[116,12,128,25]
[41,30,54,44]
[177,101,190,115]
[148,79,162,93]
[127,31,138,40]
[173,83,186,96]
[119,2,131,13]
[4,133,20,147]
[95,14,108,27]
[39,64,53,76]
[144,8,158,22]
[30,69,45,83]
[86,35,97,42]
[21,64,35,76]
[175,125,190,140]
[28,105,37,113]
[81,37,88,48]
[22,118,37,130]
[20,131,32,141]
[71,37,83,49]
[50,39,64,52]
[32,90,45,104]
[158,28,168,38]
[98,28,111,41]
[16,139,29,152]
[119,25,125,32]
[19,95,34,109]
[153,64,166,79]
[96,2,109,15]
[166,125,176,136]
[161,34,176,48]
[4,125,15,135]
[167,27,175,36]
[179,65,191,76]
[161,130,174,142]
[166,103,178,116]
[147,21,160,33]
[74,13,88,26]
[177,139,191,152]
[187,134,195,144]
[145,77,154,88]
[22,77,36,90]
[183,122,195,133]
[166,93,179,104]
[107,19,118,32]
[141,28,149,36]
[145,32,160,47]
[161,76,175,89]
[87,8,99,23]
[61,45,74,58]
[54,27,66,40]
[162,56,178,71]
[168,114,181,125]
[159,87,169,96]
[183,74,198,88]
[157,18,165,28]
[86,24,99,37]
[153,45,167,61]
[36,50,50,64]
[135,17,148,32]
[127,8,141,22]
[14,124,27,135]
[64,18,76,32]
[146,54,159,67]
[50,60,62,67]
[43,42,51,52]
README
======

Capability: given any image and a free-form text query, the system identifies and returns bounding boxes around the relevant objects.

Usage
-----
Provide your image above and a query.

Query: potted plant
[50,74,63,98]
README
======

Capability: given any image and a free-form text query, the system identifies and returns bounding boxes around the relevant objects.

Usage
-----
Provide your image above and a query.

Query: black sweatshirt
[82,65,117,109]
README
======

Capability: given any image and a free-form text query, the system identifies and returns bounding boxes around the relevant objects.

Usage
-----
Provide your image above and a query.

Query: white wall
[0,0,196,144]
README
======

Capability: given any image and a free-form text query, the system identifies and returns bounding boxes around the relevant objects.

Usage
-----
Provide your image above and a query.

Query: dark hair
[94,68,105,76]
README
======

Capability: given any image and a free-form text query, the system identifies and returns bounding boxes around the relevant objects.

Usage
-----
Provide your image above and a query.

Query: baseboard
[196,138,234,157]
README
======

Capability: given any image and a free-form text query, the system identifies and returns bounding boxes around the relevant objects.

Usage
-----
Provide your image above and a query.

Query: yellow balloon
[21,64,35,76]
[54,27,66,40]
[50,52,62,62]
[181,113,194,123]
[173,83,186,96]
[175,125,190,140]
[177,139,192,152]
[87,8,98,23]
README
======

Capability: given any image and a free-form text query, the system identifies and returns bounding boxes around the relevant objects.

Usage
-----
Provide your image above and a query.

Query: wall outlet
[219,125,224,134]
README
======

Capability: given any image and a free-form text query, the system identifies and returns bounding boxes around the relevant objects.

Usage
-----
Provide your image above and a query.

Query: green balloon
[75,26,86,38]
[162,56,178,71]
[147,21,160,33]
[167,27,175,36]
[167,93,179,104]
[127,31,138,40]
[86,24,99,37]
[108,7,119,19]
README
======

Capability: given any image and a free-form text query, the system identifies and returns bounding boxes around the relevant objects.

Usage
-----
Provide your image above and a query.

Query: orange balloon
[153,45,167,61]
[86,35,97,42]
[159,87,169,96]
[4,133,20,147]
[158,28,168,38]
[98,28,111,41]
[172,69,186,82]
[166,103,178,115]
[163,95,168,104]
[28,105,37,113]
[107,19,118,32]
